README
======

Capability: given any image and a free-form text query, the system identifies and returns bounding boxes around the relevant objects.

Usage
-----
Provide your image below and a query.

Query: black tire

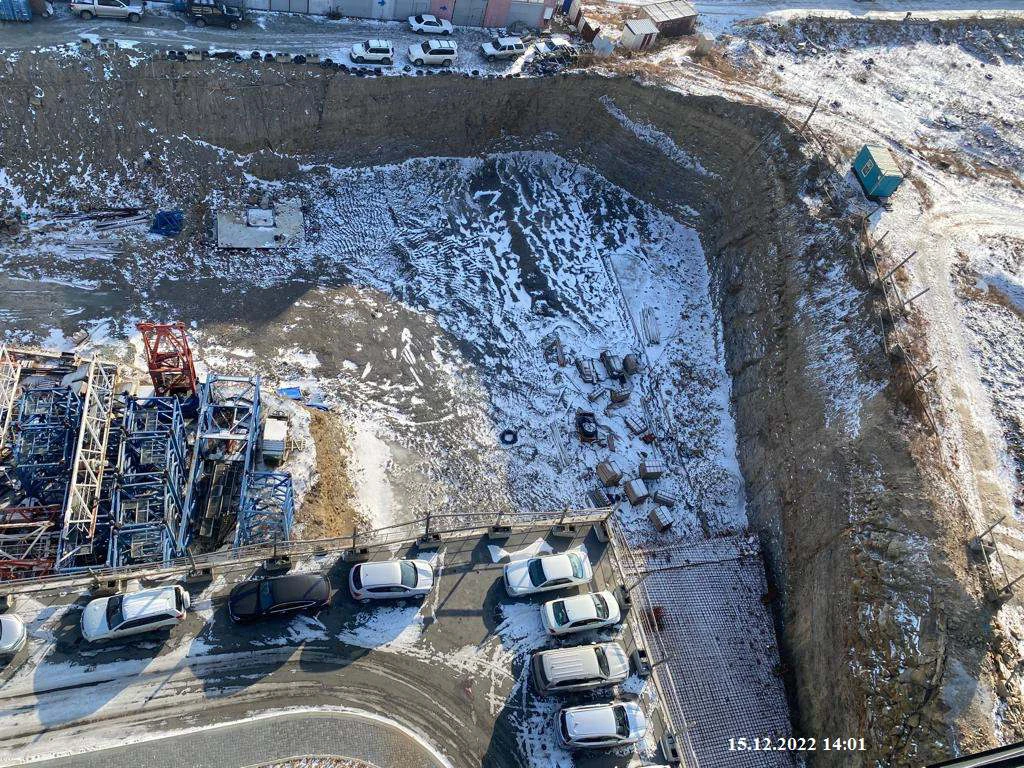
[353,54,363,63]
[442,29,451,35]
[128,12,140,22]
[229,21,238,29]
[486,54,495,62]
[382,57,392,65]
[414,58,424,66]
[442,58,452,66]
[195,17,206,27]
[80,10,93,19]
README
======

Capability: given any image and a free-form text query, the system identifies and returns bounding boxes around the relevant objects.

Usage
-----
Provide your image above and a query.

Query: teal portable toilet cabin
[853,143,903,198]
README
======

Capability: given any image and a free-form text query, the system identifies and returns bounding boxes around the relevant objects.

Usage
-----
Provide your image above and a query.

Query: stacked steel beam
[234,471,294,548]
[181,375,261,552]
[12,386,82,506]
[108,397,189,567]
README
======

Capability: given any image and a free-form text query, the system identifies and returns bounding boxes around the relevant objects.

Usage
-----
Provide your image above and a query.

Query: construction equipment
[138,322,198,398]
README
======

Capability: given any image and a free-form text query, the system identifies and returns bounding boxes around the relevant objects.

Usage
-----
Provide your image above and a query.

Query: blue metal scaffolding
[234,471,294,548]
[108,397,189,567]
[180,375,261,552]
[12,387,82,506]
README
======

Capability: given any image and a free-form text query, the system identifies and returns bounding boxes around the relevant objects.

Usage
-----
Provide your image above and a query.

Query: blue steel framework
[12,387,82,507]
[108,397,189,567]
[180,375,261,553]
[234,471,294,548]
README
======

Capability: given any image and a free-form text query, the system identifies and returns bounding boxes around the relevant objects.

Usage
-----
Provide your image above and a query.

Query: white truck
[70,0,144,21]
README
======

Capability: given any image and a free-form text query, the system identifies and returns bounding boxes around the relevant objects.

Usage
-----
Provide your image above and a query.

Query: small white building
[620,17,659,51]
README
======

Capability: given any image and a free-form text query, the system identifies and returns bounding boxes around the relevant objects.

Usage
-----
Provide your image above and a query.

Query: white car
[532,642,630,694]
[350,39,395,65]
[349,558,434,601]
[80,585,190,642]
[542,590,621,636]
[408,13,452,35]
[0,615,27,658]
[534,37,578,59]
[480,36,525,62]
[408,39,457,67]
[504,551,592,597]
[70,0,144,21]
[558,701,648,750]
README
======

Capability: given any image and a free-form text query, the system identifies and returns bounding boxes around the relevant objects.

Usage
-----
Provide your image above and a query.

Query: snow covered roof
[625,18,659,36]
[863,143,902,176]
[642,0,697,24]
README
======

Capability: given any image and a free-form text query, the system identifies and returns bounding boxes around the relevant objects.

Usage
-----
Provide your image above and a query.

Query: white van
[531,642,630,694]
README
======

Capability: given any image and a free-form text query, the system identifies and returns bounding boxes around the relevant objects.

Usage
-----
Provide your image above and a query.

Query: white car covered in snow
[558,701,647,750]
[349,558,434,601]
[407,13,452,35]
[80,585,190,642]
[503,551,592,596]
[542,590,621,636]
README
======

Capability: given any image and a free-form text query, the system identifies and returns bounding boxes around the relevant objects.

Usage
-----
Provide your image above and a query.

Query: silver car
[0,614,28,658]
[71,0,145,21]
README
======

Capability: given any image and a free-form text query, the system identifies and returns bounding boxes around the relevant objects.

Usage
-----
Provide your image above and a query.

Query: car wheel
[442,29,451,35]
[414,58,424,66]
[229,21,238,29]
[442,58,452,66]
[195,17,206,27]
[128,12,140,21]
[80,10,93,19]
[353,54,363,63]
[486,54,495,62]
[382,57,392,65]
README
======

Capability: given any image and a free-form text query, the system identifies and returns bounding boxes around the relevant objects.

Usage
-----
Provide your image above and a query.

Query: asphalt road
[0,4,518,73]
[0,528,643,768]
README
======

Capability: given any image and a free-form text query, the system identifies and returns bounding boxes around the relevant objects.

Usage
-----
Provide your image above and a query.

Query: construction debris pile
[0,323,295,580]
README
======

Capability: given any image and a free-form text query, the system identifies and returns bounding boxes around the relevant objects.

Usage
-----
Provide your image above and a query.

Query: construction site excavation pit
[0,52,974,768]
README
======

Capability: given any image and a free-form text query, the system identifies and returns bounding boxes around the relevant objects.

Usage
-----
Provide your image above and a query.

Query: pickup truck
[70,0,144,21]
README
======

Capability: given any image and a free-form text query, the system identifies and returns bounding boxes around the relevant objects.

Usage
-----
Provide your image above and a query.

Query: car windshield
[421,42,431,53]
[105,595,124,628]
[569,553,585,579]
[593,594,609,619]
[528,558,546,586]
[595,646,610,677]
[352,566,363,589]
[400,561,417,588]
[414,14,424,22]
[614,705,630,738]
[552,601,569,626]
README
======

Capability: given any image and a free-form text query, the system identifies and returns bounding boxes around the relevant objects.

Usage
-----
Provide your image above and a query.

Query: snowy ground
[0,152,746,548]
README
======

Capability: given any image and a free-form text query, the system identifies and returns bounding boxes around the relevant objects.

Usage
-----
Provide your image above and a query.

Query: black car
[227,573,331,623]
[185,0,244,29]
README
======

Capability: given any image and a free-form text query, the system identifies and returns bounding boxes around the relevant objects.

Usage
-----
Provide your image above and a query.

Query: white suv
[408,39,457,67]
[558,702,648,750]
[481,36,525,62]
[81,585,190,642]
[71,0,144,21]
[350,39,395,65]
[408,13,453,35]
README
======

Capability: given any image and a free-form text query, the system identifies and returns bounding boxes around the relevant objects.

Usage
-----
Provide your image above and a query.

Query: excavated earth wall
[0,54,998,765]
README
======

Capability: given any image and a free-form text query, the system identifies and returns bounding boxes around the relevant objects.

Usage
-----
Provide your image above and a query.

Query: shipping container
[0,0,32,21]
[853,143,904,199]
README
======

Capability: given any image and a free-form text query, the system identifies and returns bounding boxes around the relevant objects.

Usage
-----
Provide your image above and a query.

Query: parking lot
[0,524,667,767]
[0,4,530,74]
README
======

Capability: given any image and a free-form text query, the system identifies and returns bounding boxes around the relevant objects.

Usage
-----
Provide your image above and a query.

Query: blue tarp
[277,387,302,400]
[150,210,184,237]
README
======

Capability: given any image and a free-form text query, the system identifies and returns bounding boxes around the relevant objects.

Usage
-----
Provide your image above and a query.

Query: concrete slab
[216,199,304,250]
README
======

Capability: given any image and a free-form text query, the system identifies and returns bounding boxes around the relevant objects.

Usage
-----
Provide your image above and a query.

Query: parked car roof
[229,573,330,619]
[121,586,179,621]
